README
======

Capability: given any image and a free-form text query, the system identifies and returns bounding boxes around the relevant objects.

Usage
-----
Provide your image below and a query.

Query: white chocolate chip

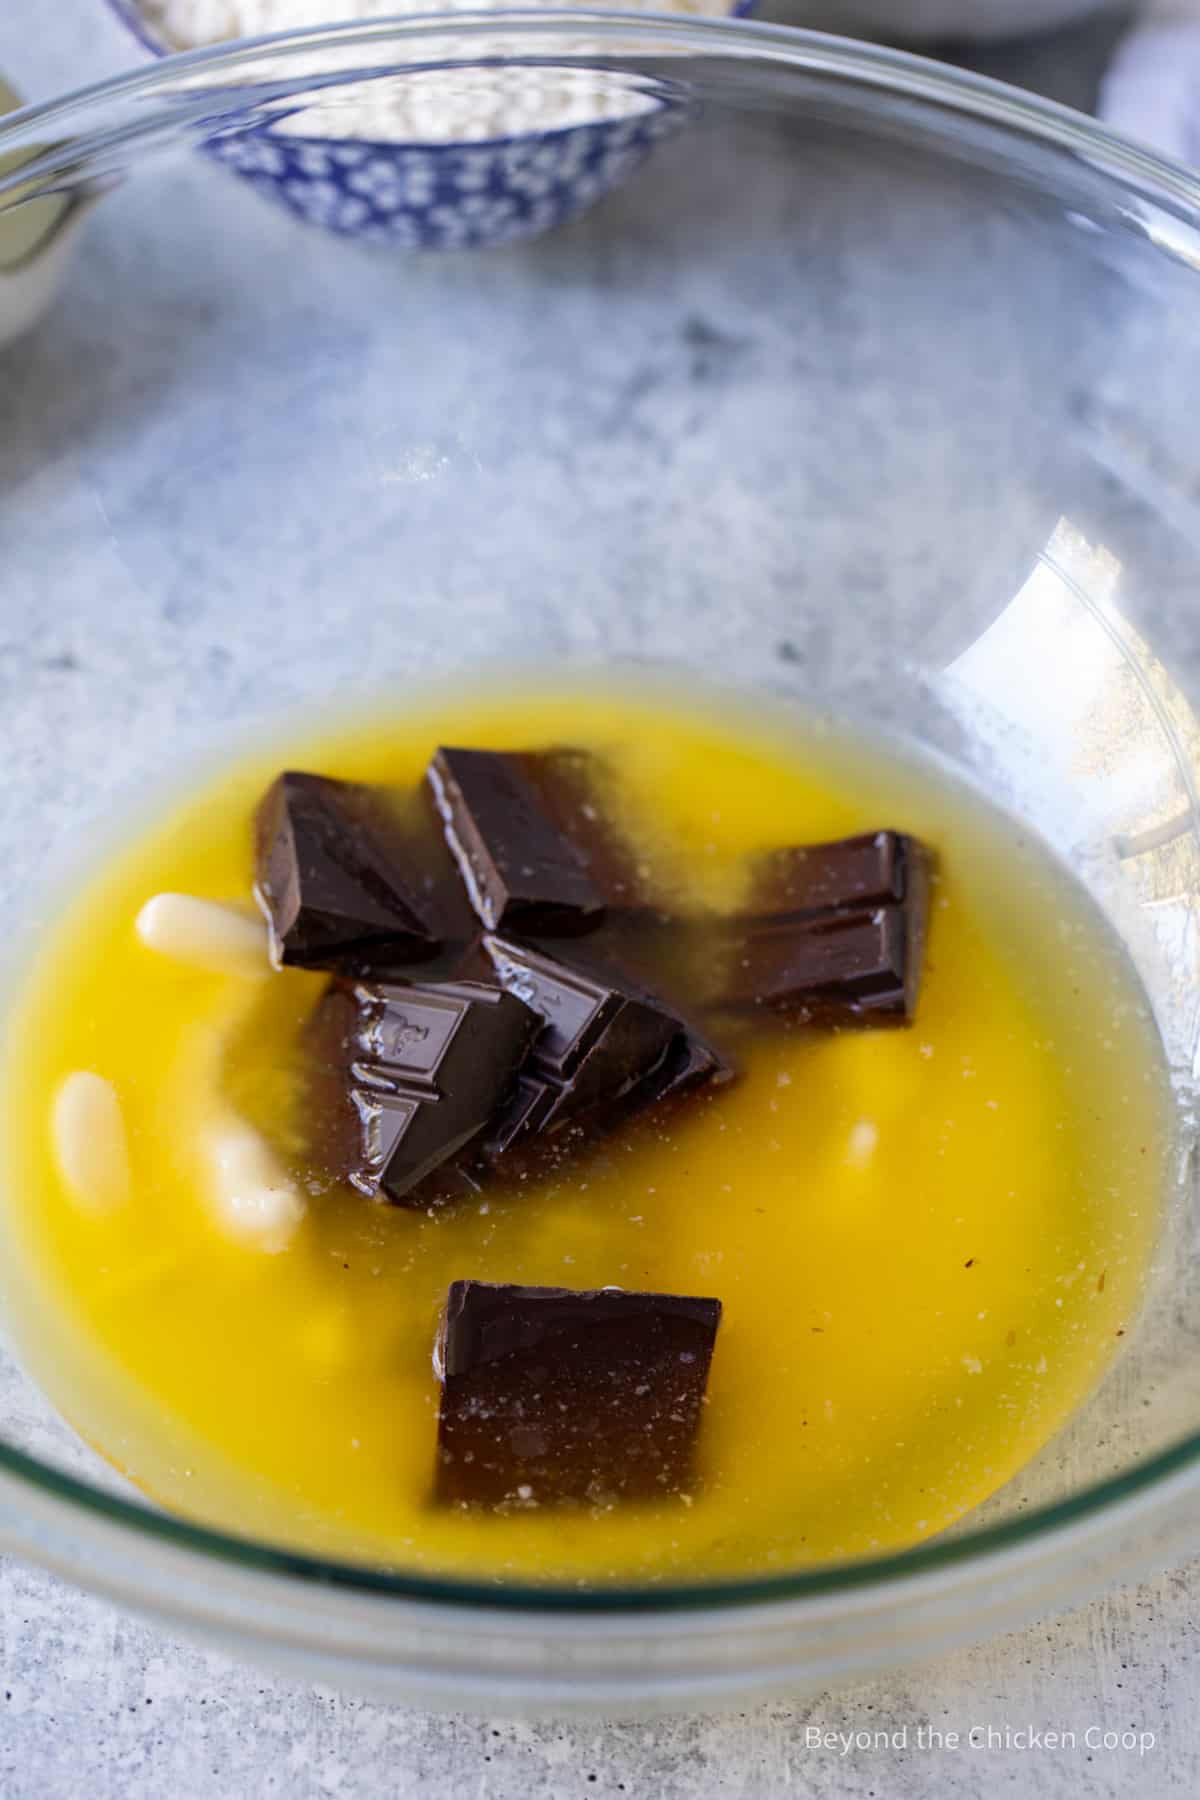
[51,1072,131,1213]
[206,1115,305,1253]
[136,893,269,977]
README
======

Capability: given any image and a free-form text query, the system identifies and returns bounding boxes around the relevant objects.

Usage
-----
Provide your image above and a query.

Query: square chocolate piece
[752,830,911,918]
[729,906,917,1020]
[435,1281,721,1508]
[482,935,690,1140]
[255,772,439,971]
[427,747,606,934]
[718,829,931,1023]
[305,978,539,1205]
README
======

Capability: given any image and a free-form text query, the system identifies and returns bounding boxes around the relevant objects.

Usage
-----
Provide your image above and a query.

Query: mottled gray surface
[2,0,1200,1794]
[0,1555,1195,1796]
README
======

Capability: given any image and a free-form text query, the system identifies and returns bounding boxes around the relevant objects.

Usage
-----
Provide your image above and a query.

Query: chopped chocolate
[482,936,621,1075]
[540,750,654,912]
[255,772,439,971]
[480,1072,559,1160]
[306,978,539,1205]
[435,1281,721,1507]
[502,1022,734,1162]
[638,1023,736,1108]
[750,830,912,919]
[722,906,919,1020]
[718,830,931,1023]
[302,933,734,1203]
[482,934,689,1141]
[427,747,606,934]
[335,932,495,990]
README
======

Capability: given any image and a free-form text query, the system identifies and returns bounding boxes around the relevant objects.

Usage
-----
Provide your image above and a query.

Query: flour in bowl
[136,0,728,141]
[144,0,722,38]
[229,63,665,141]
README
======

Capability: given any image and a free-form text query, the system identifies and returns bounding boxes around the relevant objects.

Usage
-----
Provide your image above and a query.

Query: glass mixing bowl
[3,12,1200,1712]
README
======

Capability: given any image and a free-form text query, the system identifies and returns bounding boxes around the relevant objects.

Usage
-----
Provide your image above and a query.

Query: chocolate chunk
[337,932,495,990]
[750,830,916,919]
[482,936,623,1076]
[718,830,931,1022]
[287,753,743,1199]
[637,1023,736,1108]
[723,907,918,1019]
[499,1022,732,1164]
[435,1281,721,1508]
[306,978,538,1204]
[255,772,439,971]
[482,935,683,1140]
[427,747,606,934]
[480,1072,559,1159]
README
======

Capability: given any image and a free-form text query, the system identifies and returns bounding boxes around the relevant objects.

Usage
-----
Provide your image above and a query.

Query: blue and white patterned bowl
[201,100,686,249]
[102,4,729,249]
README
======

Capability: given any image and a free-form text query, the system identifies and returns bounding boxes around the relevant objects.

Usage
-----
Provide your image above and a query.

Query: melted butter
[0,686,1167,1581]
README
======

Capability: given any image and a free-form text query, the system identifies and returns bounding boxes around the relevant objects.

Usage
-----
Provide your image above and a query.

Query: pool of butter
[0,685,1167,1582]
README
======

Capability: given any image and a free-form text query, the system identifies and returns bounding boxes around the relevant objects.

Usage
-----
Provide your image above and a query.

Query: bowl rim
[0,4,1191,223]
[3,7,1200,1620]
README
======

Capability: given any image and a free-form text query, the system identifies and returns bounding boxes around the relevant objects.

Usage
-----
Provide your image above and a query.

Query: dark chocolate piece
[536,749,651,911]
[718,830,931,1023]
[335,932,495,990]
[749,830,915,920]
[427,747,606,934]
[306,978,539,1205]
[722,906,919,1020]
[483,936,623,1075]
[507,1023,733,1161]
[480,1072,559,1159]
[436,1281,721,1508]
[255,772,439,971]
[482,934,682,1140]
[635,1023,736,1109]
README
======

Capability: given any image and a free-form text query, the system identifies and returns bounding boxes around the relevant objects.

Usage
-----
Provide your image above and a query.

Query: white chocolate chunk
[136,893,269,977]
[206,1115,304,1253]
[51,1072,131,1213]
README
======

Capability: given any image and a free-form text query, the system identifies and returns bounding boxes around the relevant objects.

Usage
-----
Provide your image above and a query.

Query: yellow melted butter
[0,686,1166,1582]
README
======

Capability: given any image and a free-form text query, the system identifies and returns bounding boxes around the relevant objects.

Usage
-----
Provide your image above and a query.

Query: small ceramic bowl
[103,3,739,248]
[199,99,688,250]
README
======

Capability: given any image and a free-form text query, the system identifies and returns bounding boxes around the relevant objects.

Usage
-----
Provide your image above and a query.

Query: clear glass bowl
[3,12,1200,1711]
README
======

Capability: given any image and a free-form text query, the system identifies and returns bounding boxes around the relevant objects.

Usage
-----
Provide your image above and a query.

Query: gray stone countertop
[2,2,1199,1796]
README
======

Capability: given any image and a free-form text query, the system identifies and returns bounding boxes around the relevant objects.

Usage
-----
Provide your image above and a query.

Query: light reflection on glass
[942,517,1200,1077]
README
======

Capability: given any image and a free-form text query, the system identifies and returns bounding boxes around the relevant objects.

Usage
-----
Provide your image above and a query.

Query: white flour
[143,0,722,44]
[136,0,726,141]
